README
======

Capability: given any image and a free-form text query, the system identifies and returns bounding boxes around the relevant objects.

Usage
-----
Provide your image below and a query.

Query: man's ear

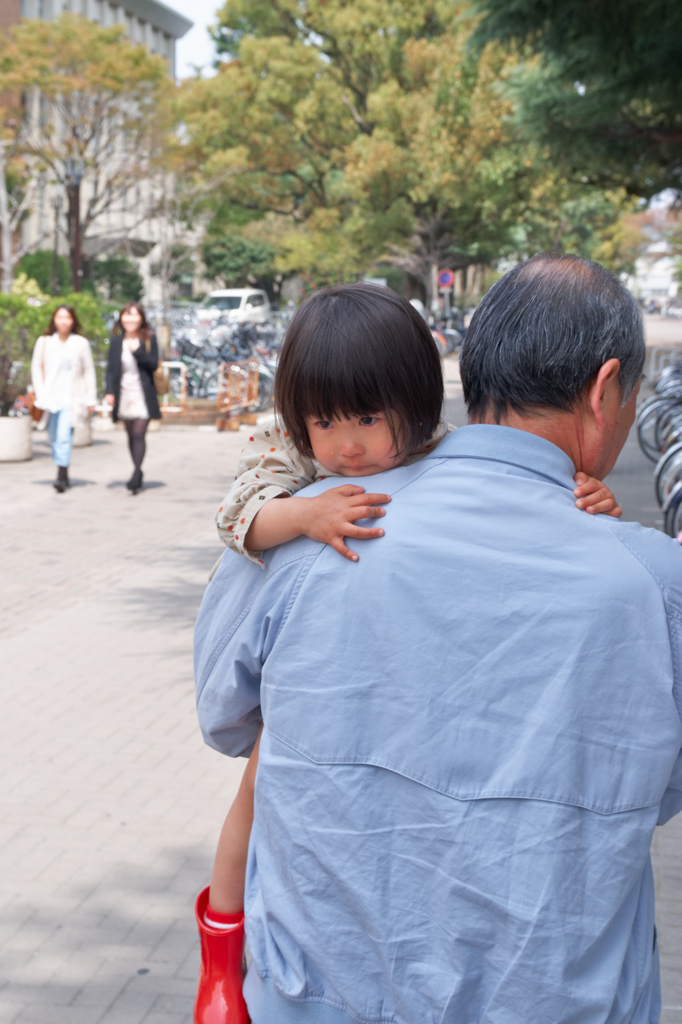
[587,359,621,430]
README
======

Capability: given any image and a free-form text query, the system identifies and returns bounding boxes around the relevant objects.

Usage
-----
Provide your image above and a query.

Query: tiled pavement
[0,420,247,1023]
[1,358,681,1023]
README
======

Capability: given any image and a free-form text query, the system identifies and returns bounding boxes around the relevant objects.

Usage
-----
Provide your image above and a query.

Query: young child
[194,283,621,1023]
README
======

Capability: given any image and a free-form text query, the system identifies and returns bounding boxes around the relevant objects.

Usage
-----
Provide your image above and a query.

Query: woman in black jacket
[105,301,161,494]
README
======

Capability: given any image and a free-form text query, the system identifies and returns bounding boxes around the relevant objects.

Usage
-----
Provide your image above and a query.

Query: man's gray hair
[460,253,645,422]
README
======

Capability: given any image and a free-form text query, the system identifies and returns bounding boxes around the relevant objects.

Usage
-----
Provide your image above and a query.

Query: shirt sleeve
[80,337,97,406]
[31,336,46,406]
[216,417,318,566]
[194,545,317,757]
[618,524,682,825]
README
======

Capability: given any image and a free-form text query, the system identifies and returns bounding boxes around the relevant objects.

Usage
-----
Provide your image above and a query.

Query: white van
[197,289,271,326]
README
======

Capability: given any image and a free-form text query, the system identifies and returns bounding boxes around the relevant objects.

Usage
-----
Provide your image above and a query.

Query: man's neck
[469,408,588,474]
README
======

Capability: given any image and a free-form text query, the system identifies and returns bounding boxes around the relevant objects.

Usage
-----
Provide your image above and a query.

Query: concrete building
[5,0,193,304]
[16,0,192,80]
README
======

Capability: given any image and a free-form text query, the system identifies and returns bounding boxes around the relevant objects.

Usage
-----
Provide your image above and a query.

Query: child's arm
[245,484,391,562]
[209,728,262,914]
[573,472,622,517]
[216,418,318,564]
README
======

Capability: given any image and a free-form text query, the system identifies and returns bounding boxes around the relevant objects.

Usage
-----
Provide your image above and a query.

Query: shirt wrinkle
[195,424,682,1024]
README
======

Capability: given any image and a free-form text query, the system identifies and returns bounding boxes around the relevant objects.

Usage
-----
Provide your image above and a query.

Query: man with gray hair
[196,253,682,1024]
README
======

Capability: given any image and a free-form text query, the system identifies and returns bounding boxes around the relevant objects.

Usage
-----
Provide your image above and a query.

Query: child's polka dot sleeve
[215,417,318,566]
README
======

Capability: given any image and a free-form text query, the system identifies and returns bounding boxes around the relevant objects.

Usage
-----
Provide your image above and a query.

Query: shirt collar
[430,424,577,491]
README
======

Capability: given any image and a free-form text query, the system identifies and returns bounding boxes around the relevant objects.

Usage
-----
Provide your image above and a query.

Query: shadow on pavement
[2,844,209,1021]
[116,544,219,629]
[31,478,98,487]
[105,480,167,490]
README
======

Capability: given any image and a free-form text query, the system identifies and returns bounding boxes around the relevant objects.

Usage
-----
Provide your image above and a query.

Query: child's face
[305,413,402,477]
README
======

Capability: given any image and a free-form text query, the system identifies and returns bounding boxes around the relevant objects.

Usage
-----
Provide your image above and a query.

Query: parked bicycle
[636,363,682,538]
[167,318,283,411]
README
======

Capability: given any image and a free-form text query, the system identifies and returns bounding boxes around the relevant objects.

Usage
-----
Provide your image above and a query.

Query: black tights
[124,418,149,473]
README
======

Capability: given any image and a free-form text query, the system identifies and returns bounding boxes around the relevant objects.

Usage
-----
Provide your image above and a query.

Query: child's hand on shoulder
[301,485,391,561]
[573,472,622,518]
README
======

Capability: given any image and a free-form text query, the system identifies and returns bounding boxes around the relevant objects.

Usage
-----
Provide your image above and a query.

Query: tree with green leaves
[17,251,72,295]
[202,235,275,287]
[471,0,682,197]
[186,0,633,302]
[92,256,144,303]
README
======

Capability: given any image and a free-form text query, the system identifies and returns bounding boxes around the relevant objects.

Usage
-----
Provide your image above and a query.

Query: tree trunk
[160,176,171,330]
[0,144,13,295]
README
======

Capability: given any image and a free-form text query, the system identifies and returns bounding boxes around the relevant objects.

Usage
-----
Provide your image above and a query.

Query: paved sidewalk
[0,421,248,1024]
[1,369,681,1022]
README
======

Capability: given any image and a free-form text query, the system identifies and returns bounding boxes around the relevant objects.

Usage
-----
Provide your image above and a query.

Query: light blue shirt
[195,425,682,1024]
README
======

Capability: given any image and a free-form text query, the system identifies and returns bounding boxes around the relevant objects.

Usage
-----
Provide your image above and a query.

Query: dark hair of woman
[274,283,444,459]
[45,305,81,336]
[112,301,152,342]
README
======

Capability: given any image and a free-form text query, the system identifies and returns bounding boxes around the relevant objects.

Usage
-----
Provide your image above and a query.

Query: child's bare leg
[209,727,262,914]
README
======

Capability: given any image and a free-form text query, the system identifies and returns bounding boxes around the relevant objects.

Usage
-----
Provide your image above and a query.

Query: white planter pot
[73,420,92,447]
[0,415,32,462]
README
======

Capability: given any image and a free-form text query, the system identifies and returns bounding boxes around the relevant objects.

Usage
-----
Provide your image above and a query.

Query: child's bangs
[295,354,393,428]
[274,283,444,457]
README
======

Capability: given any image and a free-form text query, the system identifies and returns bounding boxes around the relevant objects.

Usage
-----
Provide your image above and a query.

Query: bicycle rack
[216,359,261,431]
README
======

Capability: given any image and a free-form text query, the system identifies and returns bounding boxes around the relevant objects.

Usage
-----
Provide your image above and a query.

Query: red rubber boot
[194,887,250,1024]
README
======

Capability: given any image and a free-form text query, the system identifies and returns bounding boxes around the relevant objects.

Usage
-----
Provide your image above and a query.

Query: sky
[168,0,219,78]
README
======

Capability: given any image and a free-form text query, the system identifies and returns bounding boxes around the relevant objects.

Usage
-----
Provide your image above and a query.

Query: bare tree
[0,14,170,286]
[0,130,53,293]
[148,165,231,325]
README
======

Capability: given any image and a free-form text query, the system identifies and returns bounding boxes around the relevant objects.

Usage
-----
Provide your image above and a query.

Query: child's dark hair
[274,283,444,458]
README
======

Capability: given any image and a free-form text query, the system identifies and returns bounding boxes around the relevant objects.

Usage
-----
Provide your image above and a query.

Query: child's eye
[315,420,332,430]
[359,416,378,426]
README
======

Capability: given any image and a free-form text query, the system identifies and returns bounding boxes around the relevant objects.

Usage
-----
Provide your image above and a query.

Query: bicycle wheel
[655,443,682,506]
[655,405,682,451]
[664,480,682,538]
[637,398,682,461]
[200,368,221,399]
[660,417,682,452]
[169,367,185,399]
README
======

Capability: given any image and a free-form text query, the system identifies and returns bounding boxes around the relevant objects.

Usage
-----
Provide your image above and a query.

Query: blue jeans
[48,407,73,468]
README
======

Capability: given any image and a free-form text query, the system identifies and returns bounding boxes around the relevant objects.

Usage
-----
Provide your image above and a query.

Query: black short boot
[129,468,143,495]
[54,466,68,494]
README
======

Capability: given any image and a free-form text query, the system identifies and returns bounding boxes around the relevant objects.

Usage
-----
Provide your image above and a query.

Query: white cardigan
[31,333,97,428]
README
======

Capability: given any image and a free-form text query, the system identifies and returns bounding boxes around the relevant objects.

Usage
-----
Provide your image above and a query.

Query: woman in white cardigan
[31,305,97,493]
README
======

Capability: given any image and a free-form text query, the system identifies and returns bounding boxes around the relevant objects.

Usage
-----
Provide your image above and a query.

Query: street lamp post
[51,192,63,295]
[64,158,84,293]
